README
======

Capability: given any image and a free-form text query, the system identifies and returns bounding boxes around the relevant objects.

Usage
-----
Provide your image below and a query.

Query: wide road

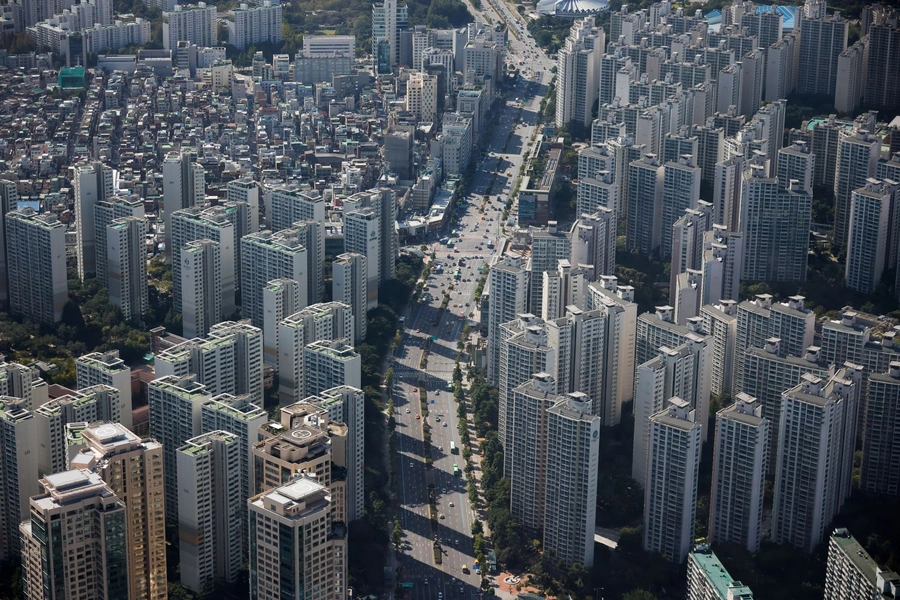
[392,3,557,600]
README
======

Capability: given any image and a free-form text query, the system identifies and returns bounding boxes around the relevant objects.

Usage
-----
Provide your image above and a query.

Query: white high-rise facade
[95,194,144,289]
[148,375,210,522]
[76,350,132,429]
[772,368,862,552]
[371,0,408,67]
[643,398,701,565]
[0,396,37,562]
[262,279,303,368]
[6,208,67,324]
[797,12,847,97]
[700,300,738,397]
[861,363,900,496]
[343,208,381,310]
[626,155,664,256]
[162,2,216,50]
[487,256,529,385]
[555,16,604,130]
[529,226,571,318]
[569,209,616,280]
[228,1,282,50]
[845,180,895,294]
[669,203,714,296]
[241,226,310,328]
[660,156,701,261]
[176,431,243,593]
[107,216,148,320]
[181,239,223,339]
[708,393,769,553]
[268,186,326,232]
[825,528,900,600]
[576,170,619,221]
[74,161,116,280]
[833,127,880,250]
[543,394,601,568]
[332,252,368,344]
[303,340,362,398]
[161,151,205,260]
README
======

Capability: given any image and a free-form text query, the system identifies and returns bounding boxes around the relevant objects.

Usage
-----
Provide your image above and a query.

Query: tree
[623,590,656,600]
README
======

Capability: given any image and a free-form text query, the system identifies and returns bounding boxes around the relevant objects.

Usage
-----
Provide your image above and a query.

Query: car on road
[416,414,421,419]
[406,408,411,413]
[443,422,448,427]
[439,514,445,519]
[449,501,454,507]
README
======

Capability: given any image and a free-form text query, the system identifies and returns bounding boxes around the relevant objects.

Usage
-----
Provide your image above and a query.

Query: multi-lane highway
[390,1,557,598]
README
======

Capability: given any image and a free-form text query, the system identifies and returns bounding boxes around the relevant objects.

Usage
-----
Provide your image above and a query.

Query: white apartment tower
[669,203,715,296]
[0,397,37,562]
[797,11,848,97]
[148,375,210,522]
[569,208,616,280]
[343,208,381,310]
[241,226,310,328]
[0,358,47,412]
[268,186,326,233]
[686,545,755,600]
[176,431,243,592]
[700,300,738,397]
[303,340,362,398]
[262,279,303,368]
[371,0,408,67]
[576,170,619,221]
[661,155,702,260]
[708,393,769,553]
[776,141,815,195]
[507,374,563,531]
[181,239,223,339]
[543,394,601,568]
[772,369,862,552]
[627,154,664,256]
[277,303,355,406]
[487,256,529,385]
[228,2,282,51]
[73,161,116,280]
[585,277,638,427]
[833,127,880,250]
[643,398,702,564]
[700,225,743,306]
[5,208,67,324]
[529,224,572,318]
[541,260,586,321]
[555,16,604,129]
[162,2,216,50]
[95,194,144,289]
[161,151,205,259]
[107,216,148,320]
[845,180,895,294]
[333,252,368,344]
[739,165,811,283]
[861,363,900,496]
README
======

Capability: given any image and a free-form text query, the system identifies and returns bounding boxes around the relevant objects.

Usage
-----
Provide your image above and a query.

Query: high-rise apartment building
[835,36,868,114]
[162,2,216,50]
[343,208,381,310]
[0,179,18,309]
[20,470,128,600]
[371,0,408,68]
[228,1,282,50]
[147,375,210,522]
[0,396,37,562]
[332,252,368,343]
[635,305,708,369]
[107,216,148,320]
[6,208,67,324]
[268,186,326,233]
[669,203,714,295]
[733,294,816,393]
[772,369,861,552]
[632,338,710,485]
[569,209,616,280]
[507,374,562,531]
[739,165,811,283]
[487,256,529,385]
[701,225,743,307]
[833,126,880,250]
[176,431,243,592]
[845,180,895,294]
[708,394,769,553]
[161,152,205,259]
[73,161,116,280]
[861,362,900,496]
[277,302,355,406]
[661,156,701,261]
[864,14,900,111]
[797,12,848,97]
[253,421,333,494]
[303,340,361,398]
[555,16,604,130]
[248,476,347,600]
[776,141,815,196]
[529,224,572,318]
[742,341,833,473]
[72,422,167,600]
[700,300,738,397]
[643,398,702,564]
[262,279,303,368]
[686,544,755,600]
[181,239,222,338]
[241,226,310,328]
[543,394,601,568]
[576,170,619,222]
[627,154,663,256]
[825,528,900,600]
[585,277,638,427]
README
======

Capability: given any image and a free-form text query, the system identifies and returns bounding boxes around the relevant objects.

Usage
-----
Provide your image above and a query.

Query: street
[390,0,557,598]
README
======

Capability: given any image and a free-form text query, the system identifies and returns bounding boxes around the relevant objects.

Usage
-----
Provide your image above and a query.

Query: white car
[449,501,455,507]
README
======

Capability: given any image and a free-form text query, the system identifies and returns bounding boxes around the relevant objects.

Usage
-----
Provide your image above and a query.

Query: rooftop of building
[690,544,753,599]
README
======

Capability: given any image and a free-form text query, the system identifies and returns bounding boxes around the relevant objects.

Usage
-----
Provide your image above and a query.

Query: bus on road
[450,441,457,454]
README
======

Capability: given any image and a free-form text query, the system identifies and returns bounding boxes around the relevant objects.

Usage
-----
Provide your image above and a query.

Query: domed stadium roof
[537,0,608,18]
